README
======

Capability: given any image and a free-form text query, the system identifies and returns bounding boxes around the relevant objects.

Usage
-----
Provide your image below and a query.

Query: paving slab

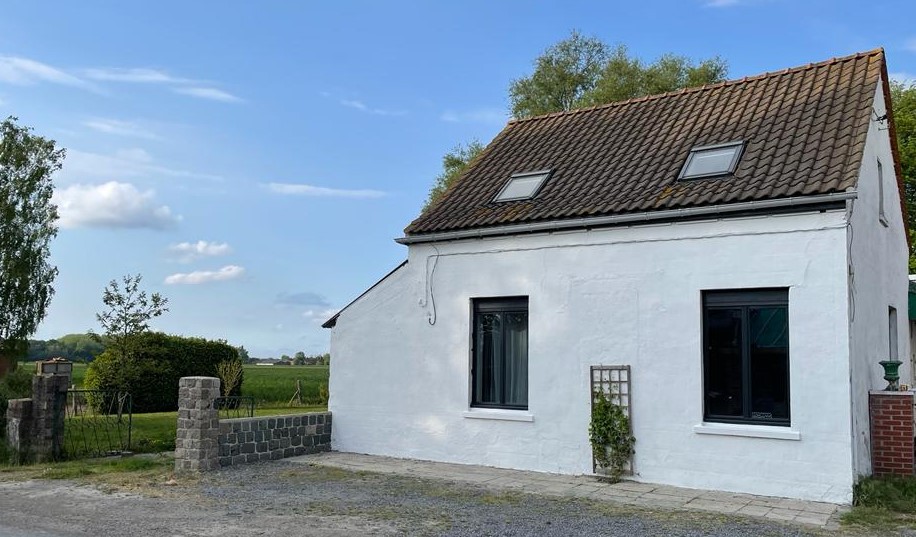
[287,451,844,529]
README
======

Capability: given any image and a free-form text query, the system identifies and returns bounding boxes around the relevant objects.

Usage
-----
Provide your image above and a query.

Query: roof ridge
[507,48,885,125]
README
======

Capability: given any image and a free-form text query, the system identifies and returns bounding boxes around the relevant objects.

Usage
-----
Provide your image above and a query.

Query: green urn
[879,360,903,391]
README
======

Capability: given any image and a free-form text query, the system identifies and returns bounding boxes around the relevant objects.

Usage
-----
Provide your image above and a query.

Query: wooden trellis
[590,365,633,475]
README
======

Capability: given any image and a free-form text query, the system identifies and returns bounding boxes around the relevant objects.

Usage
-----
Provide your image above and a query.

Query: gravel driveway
[0,459,899,536]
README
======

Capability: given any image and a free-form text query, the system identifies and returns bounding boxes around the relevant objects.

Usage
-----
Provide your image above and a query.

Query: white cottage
[323,49,911,504]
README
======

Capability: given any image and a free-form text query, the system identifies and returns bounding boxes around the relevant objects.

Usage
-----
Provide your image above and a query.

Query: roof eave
[321,260,409,328]
[396,192,857,245]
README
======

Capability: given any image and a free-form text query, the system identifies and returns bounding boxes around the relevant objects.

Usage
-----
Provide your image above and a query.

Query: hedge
[84,332,241,413]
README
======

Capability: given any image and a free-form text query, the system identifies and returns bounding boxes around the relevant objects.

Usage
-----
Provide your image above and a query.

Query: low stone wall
[5,399,32,464]
[174,376,331,473]
[217,412,331,467]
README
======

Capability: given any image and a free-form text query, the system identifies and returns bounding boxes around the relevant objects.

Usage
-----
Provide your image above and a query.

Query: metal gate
[55,390,132,459]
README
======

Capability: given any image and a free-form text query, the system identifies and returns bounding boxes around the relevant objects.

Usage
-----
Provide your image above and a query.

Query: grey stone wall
[3,373,69,463]
[174,376,221,473]
[5,399,32,463]
[174,376,331,472]
[217,412,331,467]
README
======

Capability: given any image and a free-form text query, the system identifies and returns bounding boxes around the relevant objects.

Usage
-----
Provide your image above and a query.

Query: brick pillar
[30,374,69,462]
[5,398,33,463]
[175,376,221,473]
[869,391,915,476]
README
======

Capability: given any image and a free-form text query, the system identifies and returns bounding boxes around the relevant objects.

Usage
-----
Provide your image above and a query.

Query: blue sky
[1,1,914,357]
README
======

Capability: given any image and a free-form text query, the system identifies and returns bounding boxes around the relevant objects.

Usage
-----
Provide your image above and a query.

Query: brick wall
[869,391,915,476]
[217,412,331,467]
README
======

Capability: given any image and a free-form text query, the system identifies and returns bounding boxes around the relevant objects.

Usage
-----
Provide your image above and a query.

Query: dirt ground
[0,459,901,537]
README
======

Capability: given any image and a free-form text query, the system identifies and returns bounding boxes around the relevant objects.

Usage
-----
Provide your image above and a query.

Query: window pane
[683,146,739,178]
[503,312,528,407]
[748,306,789,421]
[496,173,548,201]
[474,312,502,405]
[705,308,744,418]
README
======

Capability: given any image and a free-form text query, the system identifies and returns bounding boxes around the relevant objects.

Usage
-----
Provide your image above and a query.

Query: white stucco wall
[847,77,912,478]
[329,210,858,503]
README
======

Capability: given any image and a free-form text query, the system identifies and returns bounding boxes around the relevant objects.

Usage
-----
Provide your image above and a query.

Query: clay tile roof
[405,49,886,236]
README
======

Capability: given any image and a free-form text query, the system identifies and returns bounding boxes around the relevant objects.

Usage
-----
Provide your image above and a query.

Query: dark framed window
[679,141,744,180]
[703,289,790,426]
[471,297,528,410]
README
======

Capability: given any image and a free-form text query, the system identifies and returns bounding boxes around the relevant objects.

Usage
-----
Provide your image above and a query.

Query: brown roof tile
[405,49,886,236]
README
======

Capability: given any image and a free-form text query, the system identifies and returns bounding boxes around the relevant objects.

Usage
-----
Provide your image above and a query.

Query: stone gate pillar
[175,376,221,473]
[30,373,69,462]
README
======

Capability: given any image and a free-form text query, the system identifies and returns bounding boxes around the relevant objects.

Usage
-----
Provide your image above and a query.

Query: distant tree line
[258,351,330,366]
[26,333,105,362]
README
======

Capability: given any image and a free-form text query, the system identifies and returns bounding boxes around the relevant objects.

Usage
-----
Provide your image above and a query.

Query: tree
[508,31,610,119]
[509,32,727,119]
[0,117,64,377]
[423,34,727,212]
[422,141,484,212]
[891,82,916,270]
[236,345,251,363]
[92,274,168,360]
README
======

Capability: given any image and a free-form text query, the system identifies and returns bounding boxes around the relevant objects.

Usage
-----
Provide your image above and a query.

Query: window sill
[693,422,800,441]
[463,409,534,422]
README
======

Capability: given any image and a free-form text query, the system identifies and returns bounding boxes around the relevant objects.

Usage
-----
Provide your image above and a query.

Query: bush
[0,366,33,438]
[84,332,241,413]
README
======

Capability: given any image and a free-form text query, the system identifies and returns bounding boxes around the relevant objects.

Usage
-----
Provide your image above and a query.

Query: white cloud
[339,98,405,116]
[441,107,506,125]
[53,181,180,230]
[165,265,245,285]
[704,0,740,6]
[168,240,232,263]
[173,87,243,103]
[266,182,386,198]
[82,67,192,84]
[303,308,339,324]
[0,56,92,89]
[83,118,160,140]
[59,148,223,183]
[83,67,242,103]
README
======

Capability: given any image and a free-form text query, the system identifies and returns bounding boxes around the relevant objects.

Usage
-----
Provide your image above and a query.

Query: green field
[70,363,329,406]
[241,365,329,405]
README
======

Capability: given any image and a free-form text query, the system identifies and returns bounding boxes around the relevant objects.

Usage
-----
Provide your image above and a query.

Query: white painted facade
[327,77,909,505]
[846,79,912,477]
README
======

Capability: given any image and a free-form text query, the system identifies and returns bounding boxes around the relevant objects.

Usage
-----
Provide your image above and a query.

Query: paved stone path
[289,452,848,530]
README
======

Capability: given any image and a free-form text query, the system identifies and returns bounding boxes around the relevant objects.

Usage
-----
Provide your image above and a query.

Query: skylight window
[494,171,550,202]
[679,141,744,180]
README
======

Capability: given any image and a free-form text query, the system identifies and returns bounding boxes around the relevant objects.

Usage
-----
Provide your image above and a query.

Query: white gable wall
[847,77,912,477]
[329,210,856,503]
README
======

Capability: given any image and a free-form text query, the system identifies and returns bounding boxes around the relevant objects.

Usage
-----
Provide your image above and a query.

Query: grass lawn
[843,476,916,531]
[0,453,175,481]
